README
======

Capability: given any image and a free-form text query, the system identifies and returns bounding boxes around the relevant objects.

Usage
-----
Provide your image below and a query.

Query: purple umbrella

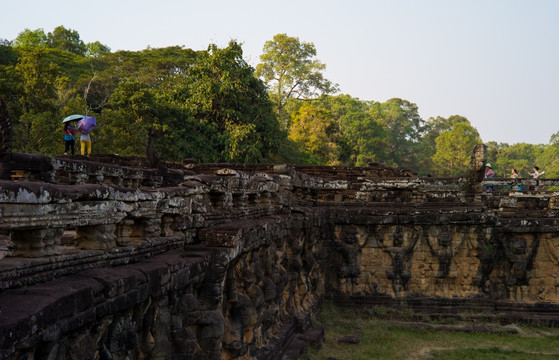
[77,116,96,134]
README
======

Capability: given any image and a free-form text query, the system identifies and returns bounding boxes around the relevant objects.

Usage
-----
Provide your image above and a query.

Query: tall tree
[432,122,481,176]
[339,110,387,166]
[373,98,425,170]
[288,103,339,165]
[184,41,281,163]
[419,115,471,175]
[311,95,386,166]
[46,26,86,56]
[85,41,111,58]
[12,28,48,48]
[256,33,337,122]
[537,131,559,178]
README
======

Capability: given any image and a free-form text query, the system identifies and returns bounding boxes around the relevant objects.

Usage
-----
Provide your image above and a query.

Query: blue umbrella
[77,116,96,134]
[62,114,84,123]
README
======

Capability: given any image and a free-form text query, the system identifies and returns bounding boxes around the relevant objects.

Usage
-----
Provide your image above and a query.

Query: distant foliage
[1,27,558,176]
[432,122,481,176]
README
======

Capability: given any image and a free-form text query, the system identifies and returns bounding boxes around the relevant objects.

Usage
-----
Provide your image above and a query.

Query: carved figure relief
[502,233,540,301]
[384,225,420,296]
[537,233,559,301]
[364,225,420,297]
[473,227,497,294]
[420,225,468,297]
[332,224,368,294]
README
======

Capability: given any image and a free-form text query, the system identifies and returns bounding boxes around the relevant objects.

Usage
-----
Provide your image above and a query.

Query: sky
[2,0,559,145]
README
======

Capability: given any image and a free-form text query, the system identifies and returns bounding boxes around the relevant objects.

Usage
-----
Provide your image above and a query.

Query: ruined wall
[1,153,559,359]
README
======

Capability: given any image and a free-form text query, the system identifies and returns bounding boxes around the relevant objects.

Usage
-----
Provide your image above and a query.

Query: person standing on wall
[63,121,76,155]
[79,129,92,156]
[529,166,543,190]
[77,116,96,156]
[483,163,495,192]
[510,168,521,191]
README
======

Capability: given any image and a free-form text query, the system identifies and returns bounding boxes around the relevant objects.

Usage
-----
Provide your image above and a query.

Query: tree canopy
[1,27,558,178]
[256,33,338,123]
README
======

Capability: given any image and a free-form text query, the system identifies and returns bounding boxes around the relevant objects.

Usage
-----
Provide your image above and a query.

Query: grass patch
[304,301,559,360]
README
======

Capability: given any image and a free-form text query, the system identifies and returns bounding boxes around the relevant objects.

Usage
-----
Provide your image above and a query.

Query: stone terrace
[1,149,559,359]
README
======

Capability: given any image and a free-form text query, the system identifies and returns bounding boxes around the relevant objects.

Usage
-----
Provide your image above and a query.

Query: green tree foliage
[85,41,111,58]
[2,28,281,162]
[256,33,338,123]
[340,110,387,166]
[432,122,482,176]
[419,115,471,174]
[288,104,339,165]
[183,41,281,163]
[46,26,86,56]
[2,26,558,175]
[95,80,157,156]
[12,28,48,48]
[9,47,89,154]
[373,98,425,170]
[309,95,386,166]
[487,143,543,178]
[538,131,559,178]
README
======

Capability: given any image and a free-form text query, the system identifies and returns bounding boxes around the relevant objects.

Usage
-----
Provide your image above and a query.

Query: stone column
[469,144,487,182]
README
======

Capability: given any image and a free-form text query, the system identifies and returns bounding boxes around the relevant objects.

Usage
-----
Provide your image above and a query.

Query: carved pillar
[469,144,487,182]
[10,227,64,257]
[75,224,116,250]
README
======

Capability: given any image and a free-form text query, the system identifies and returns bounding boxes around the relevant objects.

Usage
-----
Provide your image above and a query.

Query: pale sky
[2,0,559,145]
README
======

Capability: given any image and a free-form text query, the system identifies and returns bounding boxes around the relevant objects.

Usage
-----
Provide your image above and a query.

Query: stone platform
[0,149,559,359]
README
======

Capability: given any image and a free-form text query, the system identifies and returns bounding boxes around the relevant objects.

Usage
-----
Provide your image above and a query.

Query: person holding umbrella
[77,116,96,156]
[62,115,82,155]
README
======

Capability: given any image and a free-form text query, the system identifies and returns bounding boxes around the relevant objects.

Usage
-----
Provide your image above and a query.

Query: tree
[419,115,471,175]
[339,110,387,166]
[490,143,542,178]
[310,94,386,166]
[46,26,86,56]
[373,98,425,170]
[96,77,183,158]
[12,28,47,48]
[432,122,481,176]
[0,42,92,155]
[288,104,339,165]
[537,132,559,178]
[256,33,337,122]
[183,41,281,163]
[85,41,111,58]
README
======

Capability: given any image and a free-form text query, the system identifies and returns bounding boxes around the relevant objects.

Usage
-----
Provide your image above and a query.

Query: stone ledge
[325,294,559,327]
[0,236,188,290]
[0,250,210,357]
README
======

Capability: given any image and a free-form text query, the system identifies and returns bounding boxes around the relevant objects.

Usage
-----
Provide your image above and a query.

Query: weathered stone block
[76,224,116,250]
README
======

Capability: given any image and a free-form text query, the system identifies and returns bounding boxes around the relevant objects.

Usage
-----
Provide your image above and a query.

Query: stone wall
[1,151,559,359]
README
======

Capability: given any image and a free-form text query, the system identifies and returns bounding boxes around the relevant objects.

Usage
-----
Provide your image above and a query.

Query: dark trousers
[64,139,75,155]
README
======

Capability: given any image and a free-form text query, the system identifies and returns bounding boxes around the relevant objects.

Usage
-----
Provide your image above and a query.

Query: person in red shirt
[63,121,76,155]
